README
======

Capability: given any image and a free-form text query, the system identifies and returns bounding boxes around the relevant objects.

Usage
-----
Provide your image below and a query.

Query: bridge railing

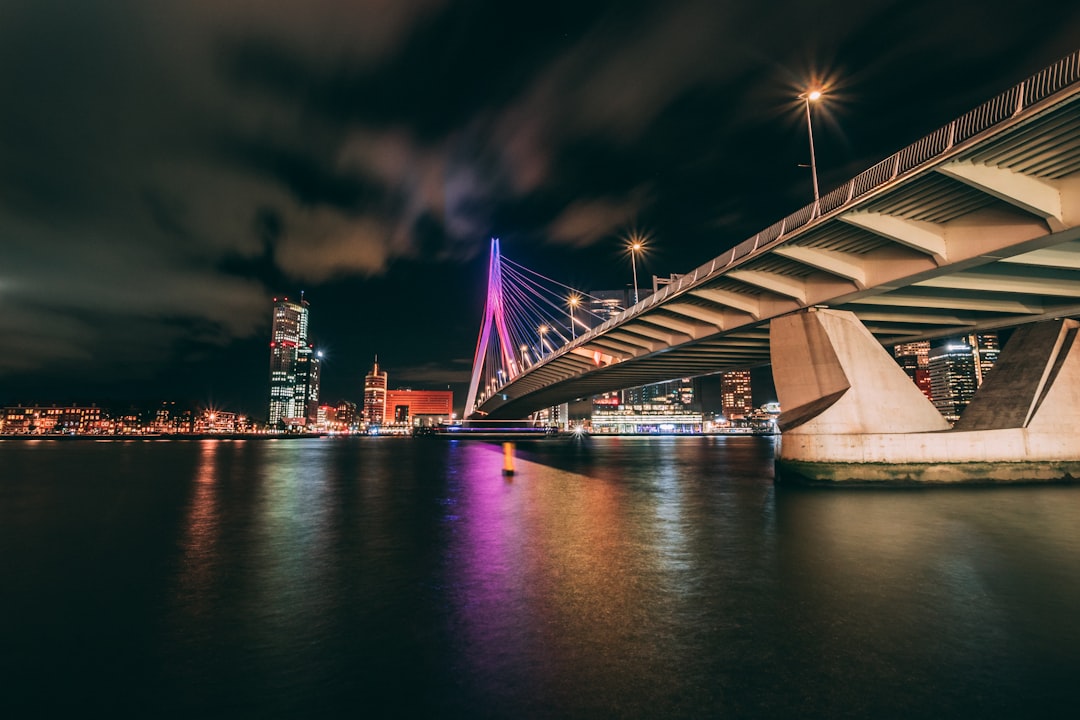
[605,50,1080,325]
[494,51,1080,397]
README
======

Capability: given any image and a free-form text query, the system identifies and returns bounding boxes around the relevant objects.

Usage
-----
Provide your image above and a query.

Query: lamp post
[627,238,644,305]
[538,325,549,356]
[799,89,823,204]
[568,295,580,340]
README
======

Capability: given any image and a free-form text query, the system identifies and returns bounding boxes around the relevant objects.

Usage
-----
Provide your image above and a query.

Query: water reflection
[173,440,224,618]
[5,437,1080,718]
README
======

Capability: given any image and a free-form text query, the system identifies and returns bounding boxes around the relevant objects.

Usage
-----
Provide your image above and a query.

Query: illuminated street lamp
[520,343,529,367]
[799,88,823,204]
[626,236,645,305]
[568,295,581,340]
[538,324,549,356]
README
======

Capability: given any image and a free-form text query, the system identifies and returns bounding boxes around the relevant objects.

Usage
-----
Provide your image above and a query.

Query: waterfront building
[335,400,357,428]
[363,357,388,425]
[894,341,933,400]
[385,388,454,427]
[1,405,104,434]
[721,370,753,419]
[590,404,703,433]
[590,377,699,432]
[268,296,317,427]
[296,344,322,424]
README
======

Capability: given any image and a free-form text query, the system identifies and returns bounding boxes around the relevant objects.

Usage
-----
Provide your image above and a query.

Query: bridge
[465,51,1080,483]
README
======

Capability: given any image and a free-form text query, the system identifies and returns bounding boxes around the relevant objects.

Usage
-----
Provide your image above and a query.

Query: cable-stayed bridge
[466,51,1080,451]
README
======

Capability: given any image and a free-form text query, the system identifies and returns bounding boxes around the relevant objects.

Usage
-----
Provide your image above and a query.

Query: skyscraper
[363,357,388,426]
[721,370,753,419]
[893,341,932,400]
[970,333,1000,385]
[268,296,320,427]
[927,333,998,422]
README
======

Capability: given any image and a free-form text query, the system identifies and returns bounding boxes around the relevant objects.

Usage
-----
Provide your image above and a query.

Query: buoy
[502,442,515,476]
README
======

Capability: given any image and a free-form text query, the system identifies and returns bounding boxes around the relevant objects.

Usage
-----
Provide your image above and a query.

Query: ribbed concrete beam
[726,270,808,303]
[938,161,1065,231]
[773,246,868,289]
[840,211,948,264]
[846,291,1046,314]
[606,330,661,352]
[688,288,761,319]
[999,242,1080,270]
[916,270,1080,296]
[633,313,712,339]
[663,302,727,330]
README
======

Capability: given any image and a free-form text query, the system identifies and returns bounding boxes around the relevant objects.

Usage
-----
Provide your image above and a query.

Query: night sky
[2,0,1078,417]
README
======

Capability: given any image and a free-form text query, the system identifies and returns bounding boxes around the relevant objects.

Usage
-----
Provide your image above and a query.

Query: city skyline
[2,1,1078,416]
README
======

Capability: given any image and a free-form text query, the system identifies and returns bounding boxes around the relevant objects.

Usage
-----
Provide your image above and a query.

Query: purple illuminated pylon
[465,238,518,417]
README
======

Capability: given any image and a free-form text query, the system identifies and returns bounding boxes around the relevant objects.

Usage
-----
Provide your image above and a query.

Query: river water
[2,436,1079,718]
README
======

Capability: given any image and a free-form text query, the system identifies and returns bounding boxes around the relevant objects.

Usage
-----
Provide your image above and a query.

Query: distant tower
[268,296,310,426]
[296,344,321,425]
[721,370,753,419]
[969,333,1000,385]
[928,333,999,422]
[893,341,933,401]
[363,357,388,425]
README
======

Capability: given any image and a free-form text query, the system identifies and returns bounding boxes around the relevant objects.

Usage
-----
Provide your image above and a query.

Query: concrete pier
[771,309,1080,484]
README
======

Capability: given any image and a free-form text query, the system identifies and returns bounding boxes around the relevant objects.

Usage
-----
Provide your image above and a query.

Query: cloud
[2,0,1077,398]
[547,192,649,247]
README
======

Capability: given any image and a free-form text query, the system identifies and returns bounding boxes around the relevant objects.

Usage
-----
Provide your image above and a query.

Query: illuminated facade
[1,405,104,434]
[721,370,753,419]
[267,296,320,427]
[894,341,933,400]
[363,357,388,425]
[385,389,453,426]
[928,333,999,422]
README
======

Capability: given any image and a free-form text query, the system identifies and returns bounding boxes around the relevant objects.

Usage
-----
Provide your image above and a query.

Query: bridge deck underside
[477,85,1080,420]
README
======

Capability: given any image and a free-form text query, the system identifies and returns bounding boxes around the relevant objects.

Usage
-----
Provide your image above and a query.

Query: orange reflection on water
[174,440,223,615]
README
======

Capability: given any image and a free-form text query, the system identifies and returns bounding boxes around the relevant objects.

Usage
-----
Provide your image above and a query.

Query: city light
[798,87,825,203]
[625,232,648,305]
[568,294,581,339]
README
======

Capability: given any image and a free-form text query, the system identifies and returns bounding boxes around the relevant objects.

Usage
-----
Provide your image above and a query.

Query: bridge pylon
[465,239,519,418]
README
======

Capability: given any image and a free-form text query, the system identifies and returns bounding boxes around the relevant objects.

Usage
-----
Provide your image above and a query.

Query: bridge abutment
[770,309,1080,484]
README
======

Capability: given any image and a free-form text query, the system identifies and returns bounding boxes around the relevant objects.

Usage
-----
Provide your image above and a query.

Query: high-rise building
[893,341,932,400]
[363,357,388,425]
[721,370,753,419]
[970,333,1000,385]
[268,296,320,427]
[927,333,999,422]
[296,344,322,424]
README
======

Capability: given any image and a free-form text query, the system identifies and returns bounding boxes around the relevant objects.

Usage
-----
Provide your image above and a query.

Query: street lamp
[799,88,823,204]
[538,325,549,356]
[520,343,529,367]
[568,295,580,339]
[626,236,645,305]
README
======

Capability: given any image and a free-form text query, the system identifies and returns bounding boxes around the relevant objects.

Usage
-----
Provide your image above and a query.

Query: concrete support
[770,309,1080,484]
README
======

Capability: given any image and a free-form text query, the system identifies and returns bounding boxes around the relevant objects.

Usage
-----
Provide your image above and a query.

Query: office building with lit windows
[720,370,753,419]
[363,357,388,425]
[927,333,999,422]
[267,296,320,427]
[385,389,454,426]
[894,341,933,401]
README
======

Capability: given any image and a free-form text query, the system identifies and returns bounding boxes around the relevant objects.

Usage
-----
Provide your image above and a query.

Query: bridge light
[625,233,648,306]
[798,88,826,204]
[568,294,581,340]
